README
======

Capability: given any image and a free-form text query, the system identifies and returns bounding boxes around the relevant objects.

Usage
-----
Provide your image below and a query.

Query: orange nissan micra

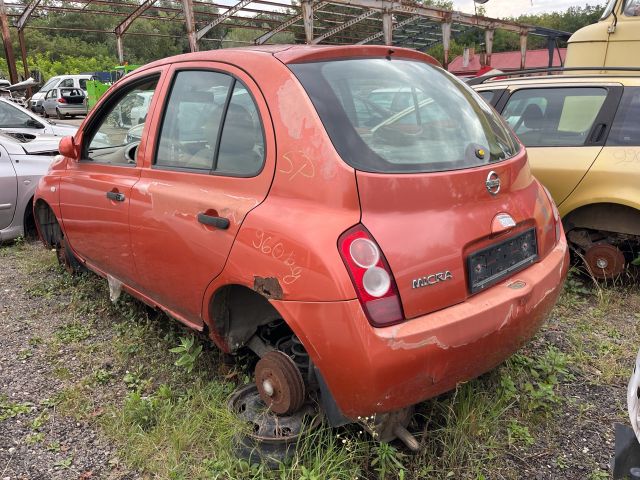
[34,45,568,443]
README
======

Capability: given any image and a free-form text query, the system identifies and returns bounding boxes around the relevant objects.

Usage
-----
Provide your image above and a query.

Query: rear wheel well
[34,199,63,248]
[563,203,640,237]
[209,284,284,353]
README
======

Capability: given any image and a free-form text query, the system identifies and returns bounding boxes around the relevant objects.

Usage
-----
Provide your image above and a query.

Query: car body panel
[357,150,557,319]
[0,98,78,138]
[34,46,566,419]
[0,144,17,230]
[474,77,640,218]
[272,234,568,417]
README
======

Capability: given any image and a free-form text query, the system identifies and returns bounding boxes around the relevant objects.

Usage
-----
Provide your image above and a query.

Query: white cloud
[453,0,594,18]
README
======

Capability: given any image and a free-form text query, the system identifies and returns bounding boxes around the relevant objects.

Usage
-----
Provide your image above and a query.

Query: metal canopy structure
[0,0,571,84]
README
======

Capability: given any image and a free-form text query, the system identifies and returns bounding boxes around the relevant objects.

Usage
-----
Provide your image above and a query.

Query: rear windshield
[290,58,520,173]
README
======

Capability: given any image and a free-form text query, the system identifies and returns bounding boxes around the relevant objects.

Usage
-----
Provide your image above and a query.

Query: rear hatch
[290,55,558,319]
[60,88,85,105]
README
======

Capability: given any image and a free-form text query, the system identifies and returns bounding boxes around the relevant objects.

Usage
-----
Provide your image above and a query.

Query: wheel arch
[207,283,285,353]
[562,202,640,236]
[34,198,64,248]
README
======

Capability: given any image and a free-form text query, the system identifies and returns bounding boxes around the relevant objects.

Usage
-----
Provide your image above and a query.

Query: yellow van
[566,0,640,68]
[474,75,640,279]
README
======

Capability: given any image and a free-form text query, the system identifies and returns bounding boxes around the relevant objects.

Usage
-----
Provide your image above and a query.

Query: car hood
[19,134,61,154]
[48,122,78,137]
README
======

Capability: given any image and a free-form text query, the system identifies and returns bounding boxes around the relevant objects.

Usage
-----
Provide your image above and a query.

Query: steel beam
[183,0,198,52]
[115,0,156,63]
[356,14,419,45]
[16,0,41,30]
[441,22,451,69]
[326,0,529,34]
[312,9,374,44]
[382,10,392,45]
[484,29,494,67]
[520,30,528,70]
[302,0,314,44]
[0,0,18,84]
[197,0,252,40]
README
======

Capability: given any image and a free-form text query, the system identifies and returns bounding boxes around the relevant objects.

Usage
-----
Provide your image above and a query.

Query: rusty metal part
[393,423,420,452]
[567,228,593,251]
[585,243,626,279]
[255,350,306,415]
[228,383,321,466]
[253,276,283,300]
[362,406,417,448]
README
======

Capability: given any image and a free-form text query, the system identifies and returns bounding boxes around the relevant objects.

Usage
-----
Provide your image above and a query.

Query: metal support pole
[441,22,451,70]
[382,10,393,46]
[519,31,528,70]
[183,0,198,52]
[485,29,494,68]
[302,0,313,44]
[116,34,124,64]
[0,0,18,84]
[547,36,555,68]
[17,29,31,95]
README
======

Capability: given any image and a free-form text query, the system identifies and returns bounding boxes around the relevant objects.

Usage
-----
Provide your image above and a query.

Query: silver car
[0,132,60,241]
[42,88,87,119]
[0,97,77,139]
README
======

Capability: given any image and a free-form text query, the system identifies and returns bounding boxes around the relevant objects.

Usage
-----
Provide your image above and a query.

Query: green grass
[3,242,639,479]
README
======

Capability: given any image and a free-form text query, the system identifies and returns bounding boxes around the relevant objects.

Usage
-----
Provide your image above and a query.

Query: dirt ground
[0,241,638,479]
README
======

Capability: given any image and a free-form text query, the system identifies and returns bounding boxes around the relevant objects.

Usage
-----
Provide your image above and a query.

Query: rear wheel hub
[585,243,626,279]
[255,350,305,415]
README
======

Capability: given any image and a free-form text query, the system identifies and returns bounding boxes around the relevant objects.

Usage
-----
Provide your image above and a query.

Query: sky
[453,0,600,18]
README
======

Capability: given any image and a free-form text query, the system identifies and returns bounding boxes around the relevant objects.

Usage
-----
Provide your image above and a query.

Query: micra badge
[412,271,453,289]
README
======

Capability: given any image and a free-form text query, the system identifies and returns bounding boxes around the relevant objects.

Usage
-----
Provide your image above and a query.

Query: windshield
[40,78,58,91]
[290,58,519,174]
[601,0,618,19]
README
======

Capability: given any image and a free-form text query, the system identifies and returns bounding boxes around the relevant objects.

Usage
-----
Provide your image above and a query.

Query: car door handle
[197,213,230,230]
[106,191,125,202]
[0,203,13,210]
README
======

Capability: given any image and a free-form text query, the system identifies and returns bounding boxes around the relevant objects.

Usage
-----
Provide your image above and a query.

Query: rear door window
[155,70,265,176]
[501,88,608,147]
[607,87,640,145]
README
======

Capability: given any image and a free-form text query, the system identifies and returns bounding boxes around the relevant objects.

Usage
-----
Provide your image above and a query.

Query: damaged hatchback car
[34,45,568,448]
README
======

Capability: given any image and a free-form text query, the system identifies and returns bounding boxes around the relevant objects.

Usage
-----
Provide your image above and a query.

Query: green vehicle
[86,65,139,110]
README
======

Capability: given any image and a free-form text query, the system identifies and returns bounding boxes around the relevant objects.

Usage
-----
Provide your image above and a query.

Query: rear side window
[608,87,640,145]
[502,88,607,147]
[155,70,265,176]
[79,79,88,90]
[59,79,74,88]
[290,59,519,174]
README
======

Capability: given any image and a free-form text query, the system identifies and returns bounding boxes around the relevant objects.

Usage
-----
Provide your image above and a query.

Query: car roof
[472,73,640,89]
[135,45,440,75]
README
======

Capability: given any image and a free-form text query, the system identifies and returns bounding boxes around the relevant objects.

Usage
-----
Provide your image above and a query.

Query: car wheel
[56,237,84,275]
[56,109,65,120]
[43,110,49,118]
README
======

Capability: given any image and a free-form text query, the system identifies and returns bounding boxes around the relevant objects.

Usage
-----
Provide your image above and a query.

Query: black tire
[56,237,84,275]
[56,109,65,120]
[43,110,49,118]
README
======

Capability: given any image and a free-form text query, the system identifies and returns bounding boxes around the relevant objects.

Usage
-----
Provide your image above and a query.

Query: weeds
[169,335,203,374]
[0,398,32,421]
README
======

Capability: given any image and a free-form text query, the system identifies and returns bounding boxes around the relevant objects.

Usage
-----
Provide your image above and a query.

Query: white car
[0,97,77,139]
[0,132,60,241]
[30,74,93,114]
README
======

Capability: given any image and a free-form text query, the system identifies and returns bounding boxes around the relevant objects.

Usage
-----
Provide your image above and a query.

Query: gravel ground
[0,246,137,480]
[1,240,638,479]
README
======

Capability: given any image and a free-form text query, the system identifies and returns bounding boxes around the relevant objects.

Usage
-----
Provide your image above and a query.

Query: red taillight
[58,97,67,104]
[542,186,562,243]
[338,225,404,327]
